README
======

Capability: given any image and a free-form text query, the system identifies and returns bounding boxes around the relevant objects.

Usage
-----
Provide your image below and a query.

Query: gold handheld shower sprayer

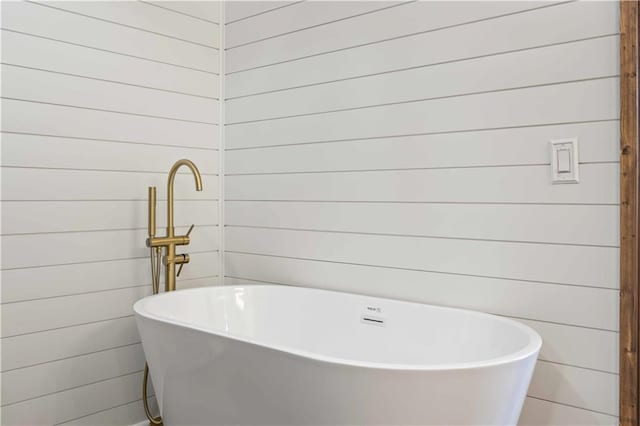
[142,159,203,425]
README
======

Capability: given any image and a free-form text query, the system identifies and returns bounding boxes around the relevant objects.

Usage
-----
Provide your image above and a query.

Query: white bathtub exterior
[134,285,541,425]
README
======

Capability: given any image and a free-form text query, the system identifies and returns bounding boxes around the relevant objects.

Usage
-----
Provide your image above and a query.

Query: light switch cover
[550,138,579,184]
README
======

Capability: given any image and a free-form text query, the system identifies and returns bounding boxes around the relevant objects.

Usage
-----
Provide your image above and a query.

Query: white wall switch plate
[550,138,579,184]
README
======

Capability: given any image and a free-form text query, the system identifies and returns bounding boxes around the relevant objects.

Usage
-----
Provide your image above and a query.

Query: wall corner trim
[620,1,640,425]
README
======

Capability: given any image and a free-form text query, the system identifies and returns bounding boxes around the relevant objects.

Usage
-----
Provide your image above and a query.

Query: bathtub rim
[134,284,542,372]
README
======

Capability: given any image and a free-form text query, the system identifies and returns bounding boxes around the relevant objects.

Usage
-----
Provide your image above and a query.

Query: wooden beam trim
[621,1,640,425]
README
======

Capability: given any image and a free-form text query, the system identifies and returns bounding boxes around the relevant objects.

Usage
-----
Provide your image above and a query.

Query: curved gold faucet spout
[168,159,203,192]
[167,159,203,235]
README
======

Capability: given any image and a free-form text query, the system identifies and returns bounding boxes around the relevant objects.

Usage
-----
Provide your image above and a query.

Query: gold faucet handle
[176,225,195,278]
[176,253,190,277]
[177,264,185,277]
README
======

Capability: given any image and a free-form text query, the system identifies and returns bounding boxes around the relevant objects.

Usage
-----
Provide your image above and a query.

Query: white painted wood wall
[223,1,620,425]
[0,1,221,424]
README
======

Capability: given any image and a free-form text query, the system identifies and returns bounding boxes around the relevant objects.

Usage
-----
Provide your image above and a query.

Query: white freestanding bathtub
[134,285,541,426]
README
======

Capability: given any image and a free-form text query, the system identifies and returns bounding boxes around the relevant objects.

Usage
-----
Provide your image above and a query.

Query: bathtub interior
[136,285,539,369]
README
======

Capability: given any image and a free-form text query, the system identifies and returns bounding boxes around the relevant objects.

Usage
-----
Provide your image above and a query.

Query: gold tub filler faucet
[142,159,203,425]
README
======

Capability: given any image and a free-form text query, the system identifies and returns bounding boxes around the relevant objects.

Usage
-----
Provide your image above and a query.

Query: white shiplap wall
[224,1,620,425]
[1,1,221,425]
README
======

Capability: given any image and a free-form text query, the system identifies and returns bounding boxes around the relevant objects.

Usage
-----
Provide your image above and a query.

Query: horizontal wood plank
[225,1,294,24]
[1,286,150,337]
[225,226,619,291]
[519,397,618,425]
[1,30,219,98]
[518,319,618,374]
[1,1,219,72]
[0,371,145,425]
[226,1,397,48]
[1,343,145,406]
[1,99,219,149]
[176,276,219,290]
[225,120,618,171]
[148,1,220,24]
[1,168,218,201]
[2,199,218,235]
[60,398,157,426]
[1,225,218,269]
[39,1,219,48]
[1,251,219,303]
[529,361,618,416]
[2,64,219,124]
[226,164,618,204]
[1,133,218,174]
[1,317,139,372]
[225,201,618,246]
